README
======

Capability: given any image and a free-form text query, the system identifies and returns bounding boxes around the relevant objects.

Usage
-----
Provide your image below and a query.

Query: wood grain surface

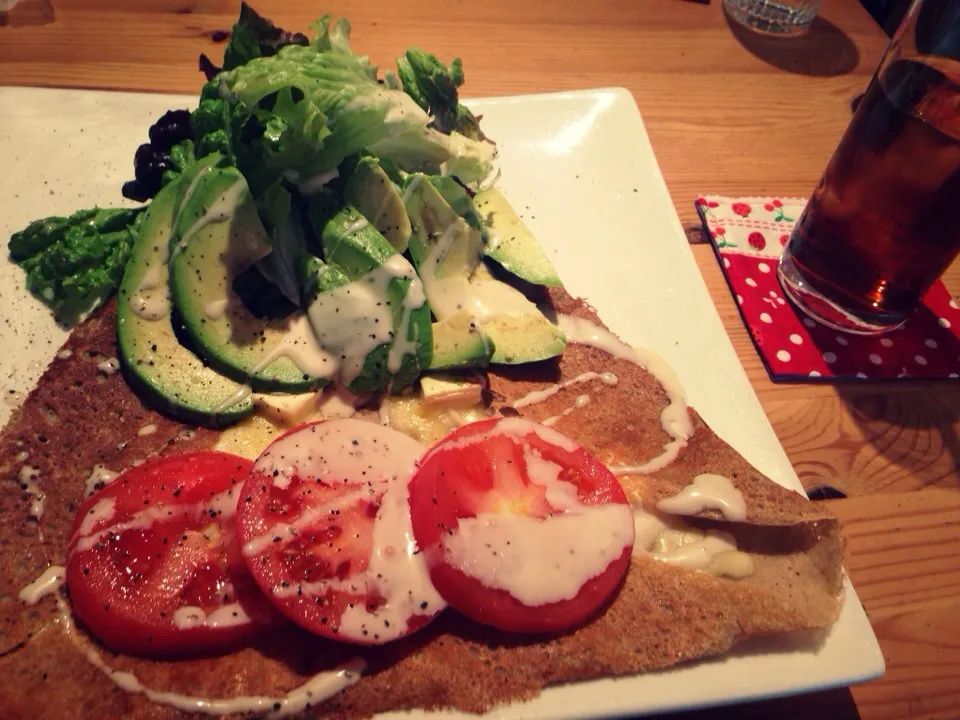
[2,1,959,718]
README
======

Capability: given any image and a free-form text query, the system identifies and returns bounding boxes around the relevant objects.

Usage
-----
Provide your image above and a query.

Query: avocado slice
[117,177,254,426]
[428,176,485,232]
[169,166,331,392]
[475,188,563,287]
[314,205,431,393]
[404,175,565,365]
[429,309,494,370]
[344,156,412,253]
[403,174,484,279]
[466,261,565,362]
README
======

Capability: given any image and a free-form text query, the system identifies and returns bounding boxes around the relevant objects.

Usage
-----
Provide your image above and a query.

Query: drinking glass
[722,0,823,36]
[778,0,960,334]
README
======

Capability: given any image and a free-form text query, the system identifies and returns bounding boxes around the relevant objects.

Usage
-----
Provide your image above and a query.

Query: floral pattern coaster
[695,195,960,381]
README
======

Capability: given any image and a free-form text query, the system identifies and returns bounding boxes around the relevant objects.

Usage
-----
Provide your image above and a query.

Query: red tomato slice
[235,419,446,645]
[409,417,635,633]
[66,451,280,657]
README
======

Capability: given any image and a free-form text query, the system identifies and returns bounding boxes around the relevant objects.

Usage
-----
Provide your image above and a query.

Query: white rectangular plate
[0,86,883,718]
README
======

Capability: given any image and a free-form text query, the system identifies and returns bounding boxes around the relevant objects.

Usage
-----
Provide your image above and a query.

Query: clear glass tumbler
[778,0,960,334]
[722,0,823,36]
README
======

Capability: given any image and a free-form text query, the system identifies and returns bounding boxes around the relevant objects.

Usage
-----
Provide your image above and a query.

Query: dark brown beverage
[780,58,960,332]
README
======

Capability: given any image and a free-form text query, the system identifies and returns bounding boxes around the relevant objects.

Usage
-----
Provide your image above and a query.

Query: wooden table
[2,1,958,718]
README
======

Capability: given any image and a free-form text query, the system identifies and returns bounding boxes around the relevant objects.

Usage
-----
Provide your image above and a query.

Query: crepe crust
[0,291,844,719]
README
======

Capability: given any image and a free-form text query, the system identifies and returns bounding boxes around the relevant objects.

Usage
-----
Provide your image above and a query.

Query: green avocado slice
[429,309,494,370]
[169,165,331,392]
[475,188,563,287]
[403,174,484,279]
[315,205,431,393]
[116,176,254,426]
[343,156,412,253]
[404,175,565,366]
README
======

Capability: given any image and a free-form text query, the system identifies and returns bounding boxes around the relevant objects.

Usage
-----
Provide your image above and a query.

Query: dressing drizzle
[555,315,693,475]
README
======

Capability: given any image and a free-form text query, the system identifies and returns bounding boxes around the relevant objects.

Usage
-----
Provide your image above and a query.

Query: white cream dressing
[213,384,254,414]
[411,214,539,324]
[305,255,425,386]
[137,423,158,437]
[172,603,251,630]
[324,217,370,264]
[338,461,446,641]
[520,445,587,511]
[652,528,740,571]
[84,464,121,496]
[245,419,446,638]
[204,298,230,320]
[77,497,116,537]
[96,357,120,376]
[84,646,364,718]
[657,473,747,523]
[367,186,399,235]
[384,255,427,374]
[632,507,672,551]
[342,216,371,239]
[443,505,634,606]
[130,164,211,321]
[632,507,755,579]
[240,489,372,557]
[18,564,65,604]
[172,606,206,629]
[511,371,618,410]
[400,174,424,205]
[438,419,634,605]
[542,393,591,427]
[15,450,28,463]
[243,315,336,383]
[74,486,239,553]
[556,315,693,475]
[130,263,169,321]
[421,227,539,323]
[173,178,247,259]
[57,349,73,360]
[18,465,44,519]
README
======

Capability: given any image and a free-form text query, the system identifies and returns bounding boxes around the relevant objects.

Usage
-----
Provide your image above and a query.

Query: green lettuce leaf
[254,180,313,306]
[160,138,196,187]
[396,48,488,142]
[214,40,495,188]
[9,206,145,320]
[222,1,309,71]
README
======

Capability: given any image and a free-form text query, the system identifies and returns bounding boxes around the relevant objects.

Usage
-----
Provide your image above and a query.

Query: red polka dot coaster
[695,195,960,381]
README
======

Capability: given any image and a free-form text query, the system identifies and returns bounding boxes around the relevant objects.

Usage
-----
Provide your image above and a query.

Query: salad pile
[8,3,565,423]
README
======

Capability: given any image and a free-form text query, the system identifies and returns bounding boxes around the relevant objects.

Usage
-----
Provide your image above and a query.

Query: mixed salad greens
[8,2,564,423]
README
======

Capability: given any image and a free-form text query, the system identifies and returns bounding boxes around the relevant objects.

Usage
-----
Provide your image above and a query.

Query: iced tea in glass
[778,0,960,334]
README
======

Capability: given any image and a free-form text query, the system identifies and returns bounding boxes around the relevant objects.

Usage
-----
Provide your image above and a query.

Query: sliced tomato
[409,416,635,633]
[66,451,280,657]
[235,419,446,645]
